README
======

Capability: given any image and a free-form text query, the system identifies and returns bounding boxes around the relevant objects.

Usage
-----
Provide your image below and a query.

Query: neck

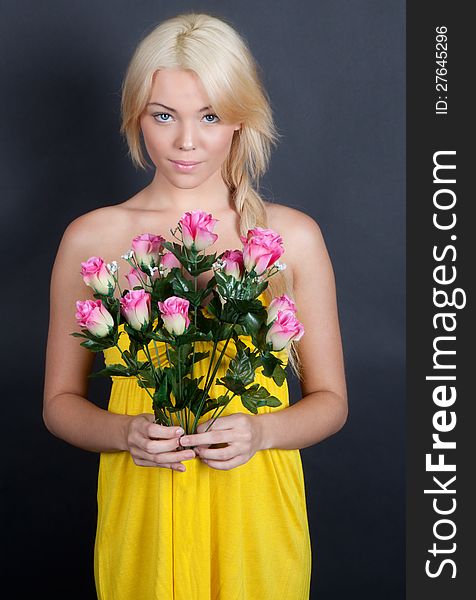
[141,169,234,214]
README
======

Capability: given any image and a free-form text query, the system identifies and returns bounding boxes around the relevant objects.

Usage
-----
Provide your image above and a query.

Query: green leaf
[181,376,207,414]
[188,253,218,276]
[70,332,90,339]
[136,365,157,389]
[171,270,192,293]
[128,337,141,357]
[227,347,255,386]
[264,396,282,407]
[261,352,282,377]
[79,339,110,352]
[153,370,172,411]
[174,329,214,346]
[147,329,174,343]
[200,394,230,415]
[215,376,247,395]
[271,364,287,387]
[190,351,210,364]
[241,396,258,414]
[88,363,131,378]
[239,383,282,413]
[203,292,223,319]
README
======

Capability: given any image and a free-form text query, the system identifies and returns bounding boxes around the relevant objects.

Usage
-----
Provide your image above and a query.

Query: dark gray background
[0,1,405,597]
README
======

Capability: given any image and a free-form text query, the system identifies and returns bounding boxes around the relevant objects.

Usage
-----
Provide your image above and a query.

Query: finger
[132,433,176,453]
[133,457,185,471]
[146,422,184,440]
[163,462,187,472]
[133,447,195,465]
[142,436,182,454]
[201,455,243,471]
[179,430,231,448]
[153,448,196,464]
[197,443,237,461]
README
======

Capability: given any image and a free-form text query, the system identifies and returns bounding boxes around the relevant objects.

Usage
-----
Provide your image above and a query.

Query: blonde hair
[120,12,303,379]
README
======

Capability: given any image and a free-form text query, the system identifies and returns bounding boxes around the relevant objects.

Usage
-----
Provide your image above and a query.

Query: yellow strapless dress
[94,294,312,599]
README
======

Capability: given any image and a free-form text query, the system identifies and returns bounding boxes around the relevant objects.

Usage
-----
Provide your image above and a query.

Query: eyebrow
[147,102,212,112]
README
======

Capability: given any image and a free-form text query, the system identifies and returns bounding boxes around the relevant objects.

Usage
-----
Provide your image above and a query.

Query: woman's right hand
[125,413,196,471]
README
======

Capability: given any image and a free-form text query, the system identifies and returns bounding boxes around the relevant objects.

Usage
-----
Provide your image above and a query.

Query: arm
[43,213,196,470]
[257,212,348,450]
[257,211,348,450]
[43,214,134,452]
[179,210,348,465]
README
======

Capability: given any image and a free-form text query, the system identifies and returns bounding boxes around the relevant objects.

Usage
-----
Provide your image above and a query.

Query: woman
[43,12,348,599]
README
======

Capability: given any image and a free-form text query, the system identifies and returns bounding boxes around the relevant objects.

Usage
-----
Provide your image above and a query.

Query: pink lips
[169,159,201,171]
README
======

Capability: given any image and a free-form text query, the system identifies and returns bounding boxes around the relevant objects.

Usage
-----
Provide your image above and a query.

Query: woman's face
[140,69,241,189]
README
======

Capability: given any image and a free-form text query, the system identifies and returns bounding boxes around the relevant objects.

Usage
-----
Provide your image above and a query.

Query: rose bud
[125,267,146,289]
[221,249,244,280]
[119,289,151,330]
[157,296,191,336]
[161,251,181,275]
[266,310,305,351]
[75,299,115,338]
[266,294,297,325]
[80,256,116,295]
[131,233,165,270]
[179,210,218,251]
[240,227,284,276]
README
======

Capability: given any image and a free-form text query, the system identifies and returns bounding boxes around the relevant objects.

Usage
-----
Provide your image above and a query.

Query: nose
[176,121,197,151]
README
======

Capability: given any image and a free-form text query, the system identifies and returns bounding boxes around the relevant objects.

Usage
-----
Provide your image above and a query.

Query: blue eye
[152,112,220,123]
[153,113,172,122]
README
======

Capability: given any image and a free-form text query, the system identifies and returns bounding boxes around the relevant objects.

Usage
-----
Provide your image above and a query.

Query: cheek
[141,123,167,157]
[207,129,236,158]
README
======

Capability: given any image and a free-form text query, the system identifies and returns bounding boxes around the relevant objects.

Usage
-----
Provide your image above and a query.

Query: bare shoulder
[265,201,322,234]
[61,205,123,245]
[263,201,327,271]
[61,205,126,254]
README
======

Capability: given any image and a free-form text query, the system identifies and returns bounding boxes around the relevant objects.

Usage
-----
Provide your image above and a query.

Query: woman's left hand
[178,413,264,470]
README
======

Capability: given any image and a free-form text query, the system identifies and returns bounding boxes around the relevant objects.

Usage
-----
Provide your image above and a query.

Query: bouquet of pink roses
[72,210,304,435]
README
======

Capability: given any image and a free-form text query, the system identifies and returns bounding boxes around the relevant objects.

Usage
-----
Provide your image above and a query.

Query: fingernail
[176,428,184,436]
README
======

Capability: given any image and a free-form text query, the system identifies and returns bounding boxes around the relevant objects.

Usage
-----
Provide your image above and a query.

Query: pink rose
[161,251,181,275]
[131,233,165,270]
[179,210,218,251]
[120,289,151,330]
[157,296,191,335]
[80,257,116,295]
[240,227,284,276]
[266,310,304,351]
[75,299,114,338]
[221,249,244,280]
[266,294,297,325]
[125,267,145,289]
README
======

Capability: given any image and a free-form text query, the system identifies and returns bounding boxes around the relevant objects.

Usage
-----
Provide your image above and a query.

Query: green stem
[207,391,235,425]
[177,344,184,432]
[152,339,162,367]
[141,343,173,426]
[165,342,185,431]
[114,341,162,411]
[191,315,239,434]
[188,257,199,435]
[112,272,123,296]
[204,394,236,432]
